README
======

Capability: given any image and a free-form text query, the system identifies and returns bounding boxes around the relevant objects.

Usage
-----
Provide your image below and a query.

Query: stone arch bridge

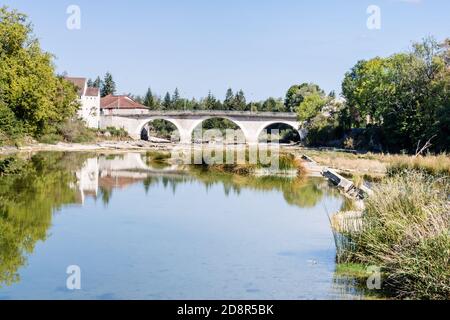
[100,110,305,144]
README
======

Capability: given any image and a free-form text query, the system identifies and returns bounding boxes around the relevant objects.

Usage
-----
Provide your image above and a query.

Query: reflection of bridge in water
[100,110,306,144]
[74,153,330,208]
[75,153,186,203]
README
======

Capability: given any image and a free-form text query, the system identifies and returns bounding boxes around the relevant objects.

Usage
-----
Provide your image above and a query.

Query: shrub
[38,133,62,144]
[56,118,96,143]
[351,173,449,299]
[104,126,129,138]
[0,101,22,145]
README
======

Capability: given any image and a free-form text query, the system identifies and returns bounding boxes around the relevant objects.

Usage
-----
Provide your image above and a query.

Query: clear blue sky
[3,0,449,100]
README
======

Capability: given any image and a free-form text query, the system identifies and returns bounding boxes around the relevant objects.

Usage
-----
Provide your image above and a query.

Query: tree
[223,88,234,110]
[203,91,217,110]
[162,92,171,110]
[101,72,116,97]
[0,6,79,137]
[172,88,184,110]
[297,93,328,122]
[86,79,93,87]
[284,83,325,112]
[233,90,247,111]
[143,87,156,110]
[342,37,450,152]
[262,97,286,112]
[92,76,102,88]
[262,97,277,112]
[328,90,336,98]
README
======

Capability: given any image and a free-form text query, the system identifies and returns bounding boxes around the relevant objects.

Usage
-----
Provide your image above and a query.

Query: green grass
[342,172,450,299]
[335,263,368,278]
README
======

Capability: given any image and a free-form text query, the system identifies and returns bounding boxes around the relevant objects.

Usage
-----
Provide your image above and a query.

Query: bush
[351,173,449,299]
[56,118,96,143]
[104,126,129,138]
[38,133,62,144]
[306,113,343,147]
[0,101,22,146]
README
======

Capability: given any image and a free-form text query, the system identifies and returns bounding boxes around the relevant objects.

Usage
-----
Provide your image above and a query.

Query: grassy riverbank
[334,170,449,299]
[302,148,450,180]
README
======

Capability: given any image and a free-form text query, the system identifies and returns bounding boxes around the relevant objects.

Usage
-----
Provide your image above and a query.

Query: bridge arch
[255,121,303,143]
[189,116,248,144]
[136,117,183,142]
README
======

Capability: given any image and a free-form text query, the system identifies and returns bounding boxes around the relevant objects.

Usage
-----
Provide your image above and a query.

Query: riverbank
[0,140,174,155]
[326,164,449,300]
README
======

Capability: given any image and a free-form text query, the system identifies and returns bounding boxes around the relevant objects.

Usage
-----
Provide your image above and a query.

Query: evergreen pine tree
[172,88,181,110]
[87,78,93,87]
[223,88,234,110]
[234,90,247,111]
[101,72,116,97]
[93,76,102,88]
[204,91,216,110]
[143,87,155,109]
[162,92,171,110]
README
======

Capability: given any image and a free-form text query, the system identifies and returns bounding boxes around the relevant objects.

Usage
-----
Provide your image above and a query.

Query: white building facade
[65,77,100,129]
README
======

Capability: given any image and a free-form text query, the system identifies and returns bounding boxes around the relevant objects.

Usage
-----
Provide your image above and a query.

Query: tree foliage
[285,83,325,112]
[100,72,116,97]
[297,93,328,122]
[342,37,450,152]
[0,6,79,142]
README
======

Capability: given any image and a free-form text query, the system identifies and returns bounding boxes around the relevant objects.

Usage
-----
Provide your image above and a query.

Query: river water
[0,152,365,299]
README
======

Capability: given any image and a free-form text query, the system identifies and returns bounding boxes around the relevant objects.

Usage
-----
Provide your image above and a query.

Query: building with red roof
[100,95,148,110]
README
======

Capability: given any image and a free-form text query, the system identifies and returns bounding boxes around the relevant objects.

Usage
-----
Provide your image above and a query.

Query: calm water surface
[0,152,363,299]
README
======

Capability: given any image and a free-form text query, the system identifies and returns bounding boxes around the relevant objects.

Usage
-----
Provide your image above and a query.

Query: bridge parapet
[101,109,298,120]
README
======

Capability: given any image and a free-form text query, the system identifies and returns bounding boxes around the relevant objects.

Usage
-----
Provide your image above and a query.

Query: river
[0,151,366,299]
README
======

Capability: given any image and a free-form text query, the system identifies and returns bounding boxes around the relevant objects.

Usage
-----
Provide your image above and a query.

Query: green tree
[203,91,217,110]
[101,72,116,97]
[0,6,79,138]
[284,83,325,112]
[297,93,328,122]
[143,87,156,110]
[172,88,184,110]
[92,76,102,88]
[162,92,171,110]
[262,97,286,112]
[233,90,247,111]
[223,88,234,110]
[342,37,450,152]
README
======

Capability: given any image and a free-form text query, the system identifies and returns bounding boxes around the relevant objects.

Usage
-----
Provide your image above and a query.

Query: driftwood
[415,135,437,157]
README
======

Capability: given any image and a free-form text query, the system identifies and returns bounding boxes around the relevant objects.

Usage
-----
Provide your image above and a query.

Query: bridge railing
[101,109,298,118]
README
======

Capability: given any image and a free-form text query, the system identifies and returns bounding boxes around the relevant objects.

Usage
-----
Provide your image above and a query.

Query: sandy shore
[0,140,177,155]
[0,140,305,155]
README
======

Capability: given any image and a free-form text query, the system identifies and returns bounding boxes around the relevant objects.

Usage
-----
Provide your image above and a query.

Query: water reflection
[0,152,352,299]
[0,153,85,286]
[72,152,331,209]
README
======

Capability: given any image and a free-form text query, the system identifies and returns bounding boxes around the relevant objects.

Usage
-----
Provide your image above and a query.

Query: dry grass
[387,153,450,177]
[300,149,386,176]
[346,172,450,299]
[300,148,450,178]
